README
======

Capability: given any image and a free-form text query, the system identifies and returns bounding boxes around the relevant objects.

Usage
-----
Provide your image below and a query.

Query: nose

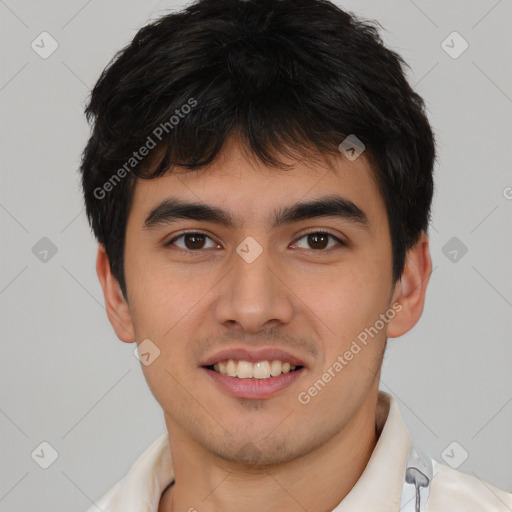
[213,240,294,334]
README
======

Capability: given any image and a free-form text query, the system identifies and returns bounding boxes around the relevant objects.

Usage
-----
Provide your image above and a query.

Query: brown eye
[166,232,218,251]
[293,231,344,251]
[307,233,329,250]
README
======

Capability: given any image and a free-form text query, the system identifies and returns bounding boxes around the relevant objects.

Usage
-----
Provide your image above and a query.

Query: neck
[160,393,381,512]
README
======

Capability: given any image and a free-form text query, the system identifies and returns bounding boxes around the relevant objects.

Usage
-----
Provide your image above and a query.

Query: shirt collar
[331,390,411,511]
[109,390,411,512]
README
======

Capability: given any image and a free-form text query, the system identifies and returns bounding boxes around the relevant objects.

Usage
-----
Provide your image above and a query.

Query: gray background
[1,0,511,509]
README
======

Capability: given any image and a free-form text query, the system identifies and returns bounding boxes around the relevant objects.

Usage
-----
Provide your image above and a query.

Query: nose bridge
[214,237,293,331]
[234,240,273,297]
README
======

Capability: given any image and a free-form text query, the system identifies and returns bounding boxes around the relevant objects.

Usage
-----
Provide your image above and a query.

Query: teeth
[226,359,237,377]
[253,361,271,379]
[270,360,282,377]
[211,359,299,379]
[236,360,253,378]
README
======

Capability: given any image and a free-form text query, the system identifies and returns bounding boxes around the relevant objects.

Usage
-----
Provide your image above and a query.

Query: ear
[96,244,136,343]
[387,232,432,338]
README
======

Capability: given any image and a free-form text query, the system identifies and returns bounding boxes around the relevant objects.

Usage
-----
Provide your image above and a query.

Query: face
[121,135,399,465]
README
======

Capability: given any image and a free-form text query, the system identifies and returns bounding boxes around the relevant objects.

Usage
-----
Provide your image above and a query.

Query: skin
[97,134,432,512]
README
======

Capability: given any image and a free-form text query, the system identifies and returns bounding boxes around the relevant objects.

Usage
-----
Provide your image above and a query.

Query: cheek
[128,264,206,405]
[125,248,212,335]
[299,258,392,341]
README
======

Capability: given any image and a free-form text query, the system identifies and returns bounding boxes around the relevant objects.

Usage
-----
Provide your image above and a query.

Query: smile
[206,359,302,379]
[202,361,306,400]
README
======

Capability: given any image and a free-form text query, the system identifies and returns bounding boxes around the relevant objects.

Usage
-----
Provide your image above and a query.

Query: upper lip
[200,347,308,368]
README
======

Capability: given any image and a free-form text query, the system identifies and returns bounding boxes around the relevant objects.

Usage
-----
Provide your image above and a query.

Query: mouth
[200,347,309,399]
[201,354,307,400]
[204,359,304,379]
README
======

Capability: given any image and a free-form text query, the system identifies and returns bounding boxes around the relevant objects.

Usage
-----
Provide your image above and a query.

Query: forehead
[128,137,386,230]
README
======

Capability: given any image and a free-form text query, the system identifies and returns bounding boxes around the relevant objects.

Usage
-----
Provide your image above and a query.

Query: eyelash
[165,229,346,255]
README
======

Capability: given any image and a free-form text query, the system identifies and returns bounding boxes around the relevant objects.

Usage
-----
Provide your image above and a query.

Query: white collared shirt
[86,391,512,512]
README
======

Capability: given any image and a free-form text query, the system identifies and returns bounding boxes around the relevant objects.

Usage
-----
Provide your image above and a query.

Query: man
[80,0,512,510]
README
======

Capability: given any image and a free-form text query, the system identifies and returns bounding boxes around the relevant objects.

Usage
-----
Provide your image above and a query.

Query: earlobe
[387,232,432,338]
[96,245,136,343]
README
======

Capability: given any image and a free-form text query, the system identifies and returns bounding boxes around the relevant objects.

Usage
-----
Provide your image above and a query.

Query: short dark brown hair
[80,0,436,299]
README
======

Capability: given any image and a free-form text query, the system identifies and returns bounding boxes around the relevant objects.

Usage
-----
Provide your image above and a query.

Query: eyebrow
[143,194,369,231]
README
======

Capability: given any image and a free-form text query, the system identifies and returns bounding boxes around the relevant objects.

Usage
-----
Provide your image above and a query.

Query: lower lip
[202,367,305,400]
